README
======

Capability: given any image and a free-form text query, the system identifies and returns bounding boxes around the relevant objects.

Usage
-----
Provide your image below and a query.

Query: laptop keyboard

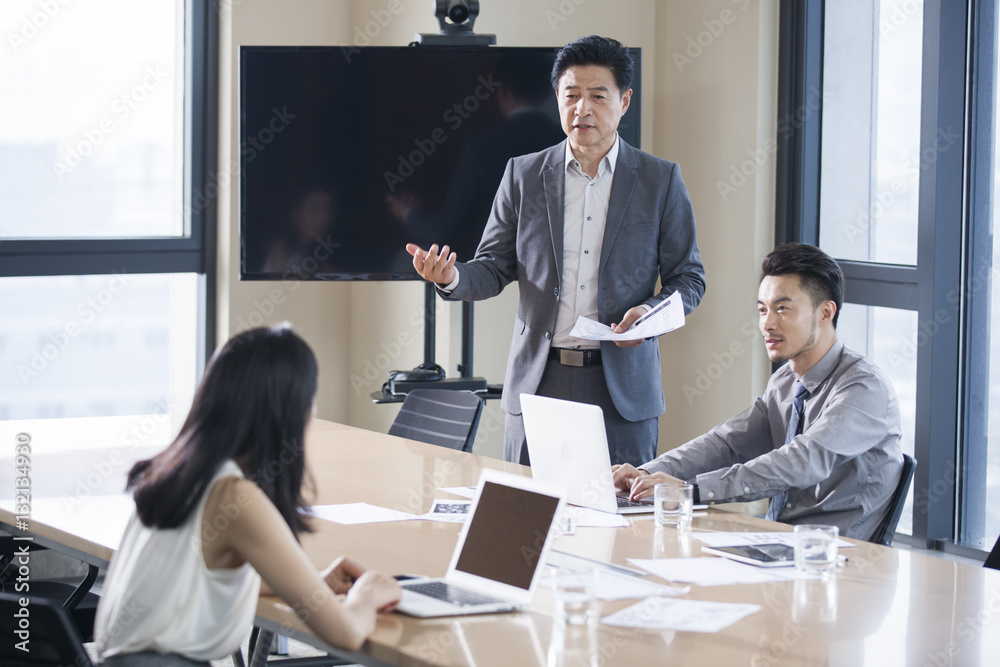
[405,581,504,607]
[616,495,653,508]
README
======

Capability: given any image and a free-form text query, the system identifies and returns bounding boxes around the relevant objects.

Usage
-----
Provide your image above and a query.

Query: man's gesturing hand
[406,243,457,286]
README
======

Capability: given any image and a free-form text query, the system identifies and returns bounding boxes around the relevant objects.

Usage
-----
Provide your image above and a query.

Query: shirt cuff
[440,272,460,292]
[693,471,722,503]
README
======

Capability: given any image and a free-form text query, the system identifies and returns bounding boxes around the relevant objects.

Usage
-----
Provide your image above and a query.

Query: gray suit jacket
[441,139,706,421]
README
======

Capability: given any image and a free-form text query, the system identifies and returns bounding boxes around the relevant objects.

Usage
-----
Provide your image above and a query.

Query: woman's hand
[347,571,402,613]
[321,556,367,595]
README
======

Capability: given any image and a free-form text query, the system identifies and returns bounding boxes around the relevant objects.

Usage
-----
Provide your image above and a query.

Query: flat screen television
[239,45,641,281]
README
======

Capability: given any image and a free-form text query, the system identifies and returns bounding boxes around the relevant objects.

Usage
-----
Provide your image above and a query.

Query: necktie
[765,380,809,522]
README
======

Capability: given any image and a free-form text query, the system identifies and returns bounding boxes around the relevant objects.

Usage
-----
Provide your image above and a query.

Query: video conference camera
[415,0,496,46]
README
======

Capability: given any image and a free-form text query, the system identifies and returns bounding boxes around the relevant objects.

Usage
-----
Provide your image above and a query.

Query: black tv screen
[239,45,641,281]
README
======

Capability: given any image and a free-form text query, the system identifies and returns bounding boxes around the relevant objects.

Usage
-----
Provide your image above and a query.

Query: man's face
[557,65,631,155]
[757,275,824,365]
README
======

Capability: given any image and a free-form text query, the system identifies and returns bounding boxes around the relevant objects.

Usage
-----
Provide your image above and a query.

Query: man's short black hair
[551,35,633,96]
[761,243,845,328]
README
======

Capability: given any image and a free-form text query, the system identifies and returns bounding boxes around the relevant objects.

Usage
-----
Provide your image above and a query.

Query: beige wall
[217,0,778,459]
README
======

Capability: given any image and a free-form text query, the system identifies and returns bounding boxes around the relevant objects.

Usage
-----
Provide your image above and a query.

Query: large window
[779,0,998,553]
[819,0,923,265]
[0,1,216,428]
[0,1,184,239]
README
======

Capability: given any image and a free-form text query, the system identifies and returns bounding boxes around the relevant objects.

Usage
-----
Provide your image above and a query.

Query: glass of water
[654,482,693,530]
[793,524,839,576]
[550,569,599,627]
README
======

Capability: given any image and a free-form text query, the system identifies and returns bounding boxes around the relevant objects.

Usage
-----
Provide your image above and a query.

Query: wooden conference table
[3,418,1000,666]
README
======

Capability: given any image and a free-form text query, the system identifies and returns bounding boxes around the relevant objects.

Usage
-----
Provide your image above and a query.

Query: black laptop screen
[454,481,561,590]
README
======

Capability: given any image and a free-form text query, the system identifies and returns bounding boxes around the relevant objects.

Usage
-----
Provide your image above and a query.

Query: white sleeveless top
[94,460,261,661]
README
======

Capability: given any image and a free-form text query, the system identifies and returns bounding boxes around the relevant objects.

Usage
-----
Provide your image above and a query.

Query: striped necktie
[765,380,809,522]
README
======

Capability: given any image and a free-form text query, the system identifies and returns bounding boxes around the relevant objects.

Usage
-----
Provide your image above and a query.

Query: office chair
[0,590,94,666]
[870,453,917,547]
[388,389,484,452]
[985,534,1000,571]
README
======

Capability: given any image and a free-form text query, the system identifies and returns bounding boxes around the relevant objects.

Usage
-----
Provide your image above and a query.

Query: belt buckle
[559,349,585,367]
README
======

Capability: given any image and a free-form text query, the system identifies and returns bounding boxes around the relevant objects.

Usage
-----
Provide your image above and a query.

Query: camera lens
[448,3,469,23]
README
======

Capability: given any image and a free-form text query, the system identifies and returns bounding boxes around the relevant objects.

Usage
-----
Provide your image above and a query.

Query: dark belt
[549,347,602,367]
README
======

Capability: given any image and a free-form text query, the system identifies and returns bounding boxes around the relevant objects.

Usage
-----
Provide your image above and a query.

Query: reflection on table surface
[2,418,999,666]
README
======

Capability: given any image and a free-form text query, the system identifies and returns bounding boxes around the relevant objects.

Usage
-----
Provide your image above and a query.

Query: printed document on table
[569,291,684,342]
[602,596,761,633]
[693,531,856,549]
[627,557,803,586]
[308,503,419,525]
[541,567,689,600]
[418,499,472,523]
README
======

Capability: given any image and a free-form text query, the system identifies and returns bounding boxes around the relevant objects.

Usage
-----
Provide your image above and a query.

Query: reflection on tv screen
[239,46,640,281]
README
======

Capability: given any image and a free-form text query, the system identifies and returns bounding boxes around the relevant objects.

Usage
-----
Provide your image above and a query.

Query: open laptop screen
[453,480,561,590]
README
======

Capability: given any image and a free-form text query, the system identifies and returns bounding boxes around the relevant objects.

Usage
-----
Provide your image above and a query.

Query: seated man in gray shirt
[613,243,904,541]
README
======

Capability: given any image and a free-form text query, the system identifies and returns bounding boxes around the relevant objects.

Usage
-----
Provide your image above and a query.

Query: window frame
[777,0,997,554]
[0,0,219,368]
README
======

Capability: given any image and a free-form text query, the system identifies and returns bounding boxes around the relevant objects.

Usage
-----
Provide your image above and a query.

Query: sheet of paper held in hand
[569,290,684,342]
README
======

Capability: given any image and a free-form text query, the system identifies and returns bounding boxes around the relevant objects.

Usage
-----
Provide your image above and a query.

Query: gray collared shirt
[641,340,903,540]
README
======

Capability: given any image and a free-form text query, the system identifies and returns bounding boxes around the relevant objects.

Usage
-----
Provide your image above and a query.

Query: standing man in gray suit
[406,35,706,466]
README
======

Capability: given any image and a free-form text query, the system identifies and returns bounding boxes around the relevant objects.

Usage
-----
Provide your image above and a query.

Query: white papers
[419,499,471,523]
[694,531,855,549]
[541,567,689,600]
[437,485,477,499]
[548,550,647,577]
[601,596,760,633]
[562,506,630,528]
[308,503,418,525]
[627,557,803,586]
[569,291,684,342]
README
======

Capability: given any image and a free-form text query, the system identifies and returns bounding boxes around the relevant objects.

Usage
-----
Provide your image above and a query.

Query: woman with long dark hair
[94,325,400,665]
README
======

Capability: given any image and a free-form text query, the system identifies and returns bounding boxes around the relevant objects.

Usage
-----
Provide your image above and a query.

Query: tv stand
[374,283,492,402]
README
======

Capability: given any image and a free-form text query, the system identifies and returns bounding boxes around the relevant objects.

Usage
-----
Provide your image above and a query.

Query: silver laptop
[521,394,654,515]
[396,469,566,617]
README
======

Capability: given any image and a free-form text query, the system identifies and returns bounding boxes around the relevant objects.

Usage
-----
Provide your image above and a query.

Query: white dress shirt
[551,137,619,349]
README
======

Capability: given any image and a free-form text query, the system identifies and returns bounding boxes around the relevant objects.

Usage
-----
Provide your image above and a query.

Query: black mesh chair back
[388,389,484,452]
[870,453,916,547]
[0,591,93,666]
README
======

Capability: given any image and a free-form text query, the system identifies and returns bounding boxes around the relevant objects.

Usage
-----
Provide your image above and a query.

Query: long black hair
[128,324,318,536]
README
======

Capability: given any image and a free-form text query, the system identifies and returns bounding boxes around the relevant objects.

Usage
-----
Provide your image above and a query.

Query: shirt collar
[799,339,844,394]
[564,134,620,175]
